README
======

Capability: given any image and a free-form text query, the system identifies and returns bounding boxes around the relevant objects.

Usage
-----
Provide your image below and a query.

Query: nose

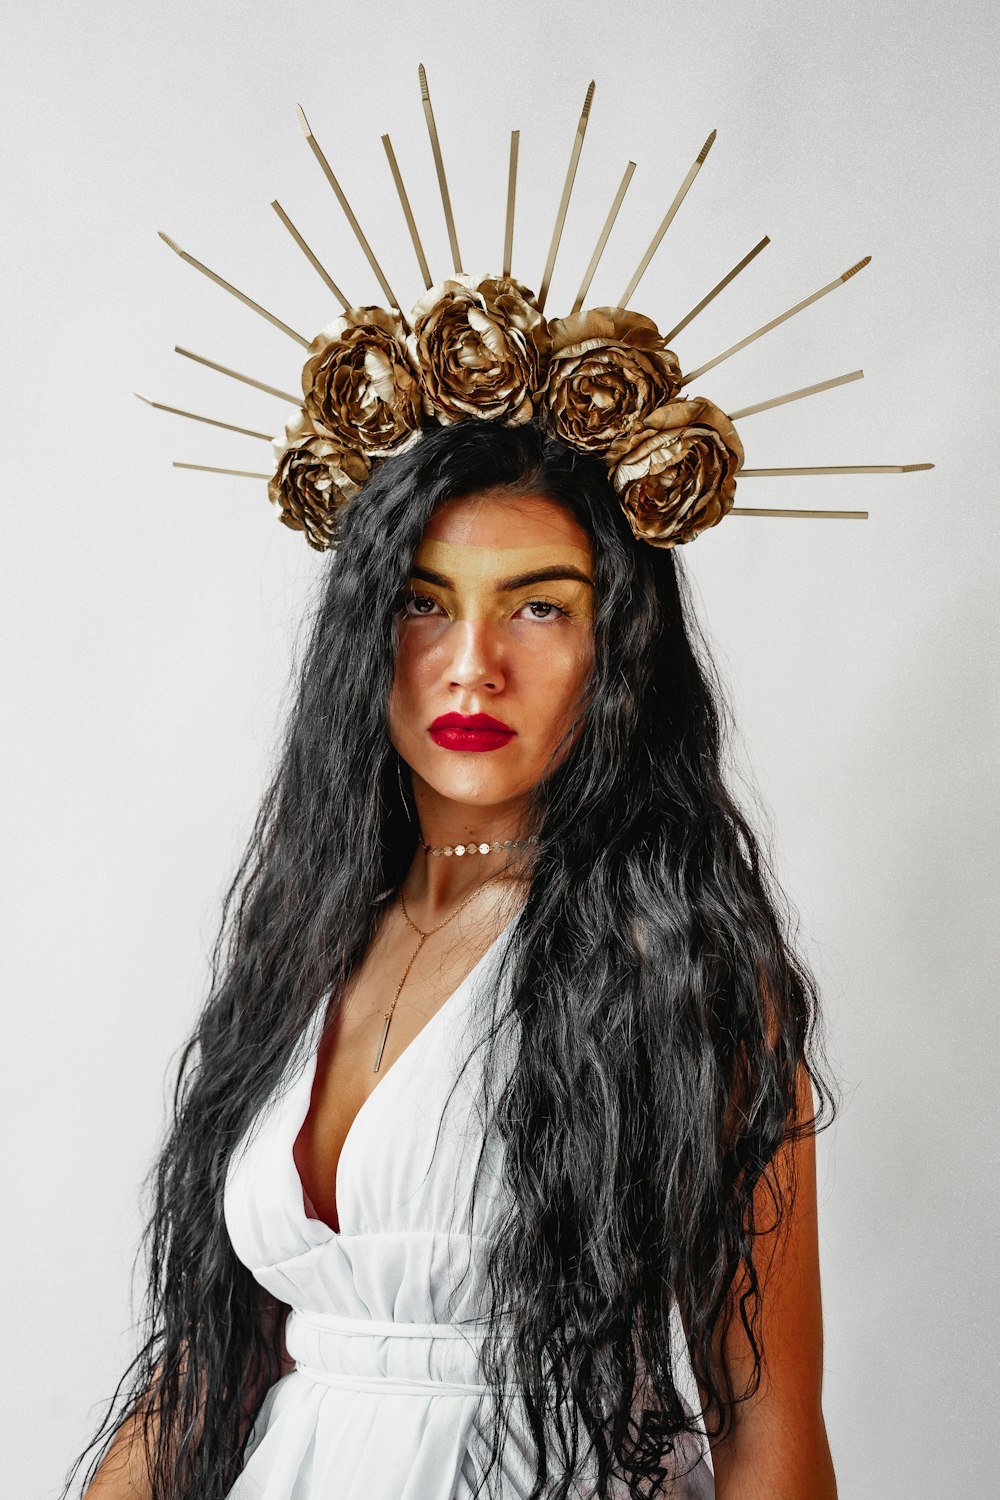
[447,618,505,693]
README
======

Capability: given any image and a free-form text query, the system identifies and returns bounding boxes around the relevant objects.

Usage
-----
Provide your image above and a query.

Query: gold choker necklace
[418,834,539,858]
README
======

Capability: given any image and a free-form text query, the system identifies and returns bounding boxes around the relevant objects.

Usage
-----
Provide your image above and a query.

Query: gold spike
[417,64,462,274]
[619,129,716,309]
[537,81,596,313]
[135,393,273,441]
[296,104,403,312]
[503,130,519,279]
[271,200,349,309]
[662,236,770,344]
[571,161,636,315]
[173,462,272,478]
[680,256,872,387]
[730,507,868,519]
[728,507,869,519]
[158,232,310,348]
[739,464,935,477]
[382,134,432,290]
[173,347,300,404]
[728,370,864,420]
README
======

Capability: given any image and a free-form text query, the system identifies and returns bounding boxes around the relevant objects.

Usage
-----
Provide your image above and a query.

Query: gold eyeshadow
[405,539,596,622]
[403,577,593,623]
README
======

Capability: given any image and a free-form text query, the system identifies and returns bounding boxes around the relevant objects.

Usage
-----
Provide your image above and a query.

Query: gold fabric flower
[301,307,422,458]
[268,410,370,553]
[610,398,744,548]
[541,307,682,456]
[408,274,549,425]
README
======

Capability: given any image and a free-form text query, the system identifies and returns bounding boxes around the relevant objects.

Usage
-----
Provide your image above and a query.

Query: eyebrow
[408,563,595,591]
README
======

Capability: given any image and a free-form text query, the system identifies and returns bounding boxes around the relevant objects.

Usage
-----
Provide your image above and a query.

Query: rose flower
[408,274,549,425]
[541,307,682,456]
[610,397,744,549]
[268,410,370,553]
[301,308,422,459]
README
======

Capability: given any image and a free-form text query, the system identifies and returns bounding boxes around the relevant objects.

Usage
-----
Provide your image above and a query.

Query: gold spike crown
[146,70,933,554]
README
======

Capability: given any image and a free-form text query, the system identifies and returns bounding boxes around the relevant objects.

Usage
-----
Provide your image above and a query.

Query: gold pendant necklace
[371,869,513,1072]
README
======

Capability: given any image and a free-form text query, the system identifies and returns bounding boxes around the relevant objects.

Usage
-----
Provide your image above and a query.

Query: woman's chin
[411,766,534,814]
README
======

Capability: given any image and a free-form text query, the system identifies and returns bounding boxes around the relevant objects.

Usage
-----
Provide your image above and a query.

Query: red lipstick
[428,711,516,752]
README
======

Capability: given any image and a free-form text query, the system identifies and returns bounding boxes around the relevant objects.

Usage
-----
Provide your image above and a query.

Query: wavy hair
[64,418,836,1499]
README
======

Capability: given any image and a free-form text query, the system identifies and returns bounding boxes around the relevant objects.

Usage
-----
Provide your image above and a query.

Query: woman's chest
[291,923,508,1232]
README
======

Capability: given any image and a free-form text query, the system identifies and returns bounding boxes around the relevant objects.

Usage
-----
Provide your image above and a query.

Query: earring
[396,753,414,824]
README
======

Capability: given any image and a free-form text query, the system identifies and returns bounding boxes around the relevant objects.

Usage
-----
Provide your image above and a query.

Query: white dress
[223,917,716,1499]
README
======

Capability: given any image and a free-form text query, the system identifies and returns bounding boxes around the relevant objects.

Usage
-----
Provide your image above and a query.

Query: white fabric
[223,918,715,1498]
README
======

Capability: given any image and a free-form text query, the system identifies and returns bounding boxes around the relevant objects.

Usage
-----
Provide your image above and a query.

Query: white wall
[3,2,996,1495]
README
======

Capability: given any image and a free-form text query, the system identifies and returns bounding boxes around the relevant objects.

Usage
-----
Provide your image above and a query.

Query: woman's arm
[83,1382,161,1499]
[84,1300,292,1496]
[84,1414,155,1499]
[695,1064,838,1500]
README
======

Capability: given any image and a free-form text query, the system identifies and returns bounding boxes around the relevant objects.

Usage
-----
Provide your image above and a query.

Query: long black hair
[64,418,836,1499]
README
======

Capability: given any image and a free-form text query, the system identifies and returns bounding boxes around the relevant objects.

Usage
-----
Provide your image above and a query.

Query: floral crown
[142,72,932,554]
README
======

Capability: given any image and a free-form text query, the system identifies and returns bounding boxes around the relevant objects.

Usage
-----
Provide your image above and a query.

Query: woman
[68,418,838,1499]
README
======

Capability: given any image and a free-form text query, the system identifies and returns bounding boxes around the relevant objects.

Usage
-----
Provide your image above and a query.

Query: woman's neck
[400,845,533,925]
[406,782,537,919]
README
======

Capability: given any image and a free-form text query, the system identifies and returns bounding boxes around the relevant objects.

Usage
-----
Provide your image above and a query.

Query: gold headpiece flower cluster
[142,72,932,553]
[266,285,742,552]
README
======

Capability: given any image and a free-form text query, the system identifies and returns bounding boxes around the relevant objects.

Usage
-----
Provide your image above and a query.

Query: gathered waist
[285,1307,498,1398]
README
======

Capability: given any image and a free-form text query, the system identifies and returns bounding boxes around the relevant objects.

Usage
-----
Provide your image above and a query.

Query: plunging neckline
[292,913,520,1237]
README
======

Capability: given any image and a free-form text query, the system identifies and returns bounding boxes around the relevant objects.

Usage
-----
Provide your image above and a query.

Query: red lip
[428,711,516,753]
[430,712,514,732]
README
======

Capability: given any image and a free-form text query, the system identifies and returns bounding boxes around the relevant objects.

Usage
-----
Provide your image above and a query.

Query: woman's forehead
[410,536,594,584]
[418,488,592,554]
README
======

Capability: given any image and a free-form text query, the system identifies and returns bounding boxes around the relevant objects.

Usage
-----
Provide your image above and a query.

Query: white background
[3,2,997,1495]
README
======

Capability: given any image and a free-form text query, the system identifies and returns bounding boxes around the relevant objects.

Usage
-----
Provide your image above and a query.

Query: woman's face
[388,488,595,823]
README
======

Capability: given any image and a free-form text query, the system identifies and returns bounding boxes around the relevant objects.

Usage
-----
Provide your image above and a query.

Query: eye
[516,598,570,622]
[398,591,445,618]
[397,592,572,622]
